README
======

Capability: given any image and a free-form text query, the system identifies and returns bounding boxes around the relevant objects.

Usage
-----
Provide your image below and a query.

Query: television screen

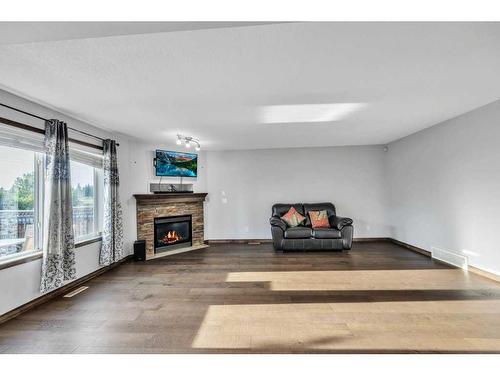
[155,150,198,177]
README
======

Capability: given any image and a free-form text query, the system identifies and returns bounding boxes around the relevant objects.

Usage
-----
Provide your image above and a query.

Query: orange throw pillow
[308,210,330,228]
[281,207,306,227]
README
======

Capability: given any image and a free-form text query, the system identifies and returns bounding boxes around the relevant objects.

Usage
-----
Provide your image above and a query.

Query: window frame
[0,145,104,268]
[69,160,103,243]
[0,147,43,264]
[34,153,44,251]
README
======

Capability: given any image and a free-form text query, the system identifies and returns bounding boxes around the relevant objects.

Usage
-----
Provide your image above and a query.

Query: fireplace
[134,193,207,259]
[154,215,192,253]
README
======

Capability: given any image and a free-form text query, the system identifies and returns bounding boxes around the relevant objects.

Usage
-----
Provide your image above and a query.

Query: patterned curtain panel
[99,139,124,266]
[40,120,76,293]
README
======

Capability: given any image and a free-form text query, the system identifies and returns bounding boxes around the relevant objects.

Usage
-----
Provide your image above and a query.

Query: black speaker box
[134,240,146,261]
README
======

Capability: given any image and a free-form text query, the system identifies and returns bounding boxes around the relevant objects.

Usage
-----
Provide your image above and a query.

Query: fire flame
[160,230,182,244]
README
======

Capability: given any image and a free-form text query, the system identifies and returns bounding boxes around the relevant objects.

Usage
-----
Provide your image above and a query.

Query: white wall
[0,242,103,315]
[125,143,390,240]
[205,146,390,240]
[0,89,135,315]
[386,99,500,275]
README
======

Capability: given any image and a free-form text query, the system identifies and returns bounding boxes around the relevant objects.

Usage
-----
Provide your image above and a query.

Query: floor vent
[63,286,89,298]
[431,247,468,269]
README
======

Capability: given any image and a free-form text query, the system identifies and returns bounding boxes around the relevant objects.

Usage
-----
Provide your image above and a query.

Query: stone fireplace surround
[133,193,208,259]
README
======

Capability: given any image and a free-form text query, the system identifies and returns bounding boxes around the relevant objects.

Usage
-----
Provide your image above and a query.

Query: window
[0,145,42,260]
[70,161,102,241]
[0,124,104,262]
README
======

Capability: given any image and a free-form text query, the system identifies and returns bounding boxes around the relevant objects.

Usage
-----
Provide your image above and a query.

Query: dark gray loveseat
[270,203,353,251]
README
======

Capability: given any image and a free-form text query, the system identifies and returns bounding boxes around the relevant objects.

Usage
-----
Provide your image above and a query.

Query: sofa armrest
[270,216,287,231]
[330,215,353,230]
[341,225,353,250]
[270,216,286,251]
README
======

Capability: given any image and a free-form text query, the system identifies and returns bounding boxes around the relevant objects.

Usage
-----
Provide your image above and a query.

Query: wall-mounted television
[155,150,198,177]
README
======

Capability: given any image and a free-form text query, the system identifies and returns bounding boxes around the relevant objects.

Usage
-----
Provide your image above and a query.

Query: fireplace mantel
[133,192,208,260]
[133,192,208,203]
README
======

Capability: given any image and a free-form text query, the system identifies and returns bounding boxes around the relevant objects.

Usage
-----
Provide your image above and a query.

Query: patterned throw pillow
[308,210,330,229]
[281,206,306,227]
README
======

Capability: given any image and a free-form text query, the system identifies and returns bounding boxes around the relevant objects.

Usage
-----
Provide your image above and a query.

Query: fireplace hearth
[154,215,192,253]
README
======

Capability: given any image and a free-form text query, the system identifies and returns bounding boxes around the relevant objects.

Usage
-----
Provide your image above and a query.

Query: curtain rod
[0,102,119,146]
[0,116,103,151]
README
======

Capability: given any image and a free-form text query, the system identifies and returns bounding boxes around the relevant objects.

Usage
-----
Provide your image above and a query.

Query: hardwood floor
[1,242,500,353]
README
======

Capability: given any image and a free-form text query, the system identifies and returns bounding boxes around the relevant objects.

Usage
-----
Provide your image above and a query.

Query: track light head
[177,134,200,151]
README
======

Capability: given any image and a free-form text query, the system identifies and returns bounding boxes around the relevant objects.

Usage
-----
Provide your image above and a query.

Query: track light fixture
[176,134,201,151]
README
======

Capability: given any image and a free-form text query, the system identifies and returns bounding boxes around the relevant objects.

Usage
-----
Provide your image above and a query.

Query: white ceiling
[0,22,499,150]
[0,22,280,45]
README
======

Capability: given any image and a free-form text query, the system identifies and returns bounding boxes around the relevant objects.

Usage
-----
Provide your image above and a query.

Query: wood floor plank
[1,242,500,353]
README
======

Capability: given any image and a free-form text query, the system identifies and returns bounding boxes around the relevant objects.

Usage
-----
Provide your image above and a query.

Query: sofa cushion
[303,203,336,218]
[284,227,313,239]
[308,210,330,229]
[281,206,306,227]
[272,203,305,218]
[313,228,342,239]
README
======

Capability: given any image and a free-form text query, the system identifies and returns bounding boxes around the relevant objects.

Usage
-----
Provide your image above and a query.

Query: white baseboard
[431,247,468,269]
